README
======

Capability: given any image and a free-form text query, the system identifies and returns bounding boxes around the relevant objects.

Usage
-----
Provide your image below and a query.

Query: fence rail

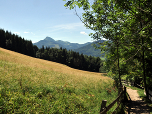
[100,86,127,114]
[121,79,135,87]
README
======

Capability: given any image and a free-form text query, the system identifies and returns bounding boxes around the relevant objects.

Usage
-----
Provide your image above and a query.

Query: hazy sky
[0,0,95,44]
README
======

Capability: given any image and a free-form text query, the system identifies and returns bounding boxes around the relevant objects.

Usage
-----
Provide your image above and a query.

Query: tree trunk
[139,0,148,98]
[142,37,148,98]
[117,42,122,87]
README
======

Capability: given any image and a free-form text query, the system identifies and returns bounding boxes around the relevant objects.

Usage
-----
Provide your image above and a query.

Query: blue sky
[0,0,95,44]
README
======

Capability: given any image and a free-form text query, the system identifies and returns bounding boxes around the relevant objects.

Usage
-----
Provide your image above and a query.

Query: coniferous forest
[0,28,103,72]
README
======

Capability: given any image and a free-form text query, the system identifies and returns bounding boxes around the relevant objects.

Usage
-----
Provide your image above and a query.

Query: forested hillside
[0,29,103,72]
[74,40,104,57]
[0,29,38,57]
[36,46,102,72]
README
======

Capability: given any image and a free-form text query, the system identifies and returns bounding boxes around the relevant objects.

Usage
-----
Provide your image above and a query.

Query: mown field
[0,48,118,113]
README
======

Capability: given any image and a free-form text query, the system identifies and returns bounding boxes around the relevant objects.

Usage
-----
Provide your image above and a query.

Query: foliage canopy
[64,0,152,96]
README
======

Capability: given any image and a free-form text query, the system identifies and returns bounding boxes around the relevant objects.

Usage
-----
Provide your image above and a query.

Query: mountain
[33,37,91,50]
[74,40,105,57]
[33,37,105,57]
[33,37,62,49]
[56,40,91,50]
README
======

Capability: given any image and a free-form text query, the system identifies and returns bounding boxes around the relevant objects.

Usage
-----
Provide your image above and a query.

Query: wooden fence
[99,86,128,114]
[121,79,135,87]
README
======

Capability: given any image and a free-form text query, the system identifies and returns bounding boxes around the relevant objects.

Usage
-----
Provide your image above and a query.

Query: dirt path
[126,87,150,114]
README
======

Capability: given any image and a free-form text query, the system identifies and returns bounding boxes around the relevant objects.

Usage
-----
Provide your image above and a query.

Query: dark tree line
[36,46,101,72]
[0,29,38,57]
[0,28,102,72]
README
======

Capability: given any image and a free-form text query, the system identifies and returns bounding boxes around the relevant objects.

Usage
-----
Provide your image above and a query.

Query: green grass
[0,48,118,113]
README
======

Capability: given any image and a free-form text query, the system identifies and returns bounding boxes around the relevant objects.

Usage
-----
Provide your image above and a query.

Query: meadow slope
[0,48,117,113]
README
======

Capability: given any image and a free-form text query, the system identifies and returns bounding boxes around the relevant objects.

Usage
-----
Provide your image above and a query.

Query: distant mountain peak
[34,37,101,52]
[44,37,55,42]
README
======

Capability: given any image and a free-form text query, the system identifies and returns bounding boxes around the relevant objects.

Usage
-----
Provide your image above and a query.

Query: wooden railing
[121,79,145,89]
[121,79,134,87]
[99,86,128,114]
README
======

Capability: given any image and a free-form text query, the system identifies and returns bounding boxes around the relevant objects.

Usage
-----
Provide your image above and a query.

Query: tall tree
[0,29,6,48]
[64,0,125,86]
[63,0,152,94]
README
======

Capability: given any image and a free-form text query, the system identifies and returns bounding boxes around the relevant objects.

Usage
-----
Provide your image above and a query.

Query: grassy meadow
[0,48,118,113]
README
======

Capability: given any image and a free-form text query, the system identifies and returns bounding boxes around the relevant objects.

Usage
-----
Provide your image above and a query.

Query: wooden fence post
[123,86,127,102]
[100,100,107,114]
[118,87,121,95]
[117,87,122,104]
[126,80,128,85]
